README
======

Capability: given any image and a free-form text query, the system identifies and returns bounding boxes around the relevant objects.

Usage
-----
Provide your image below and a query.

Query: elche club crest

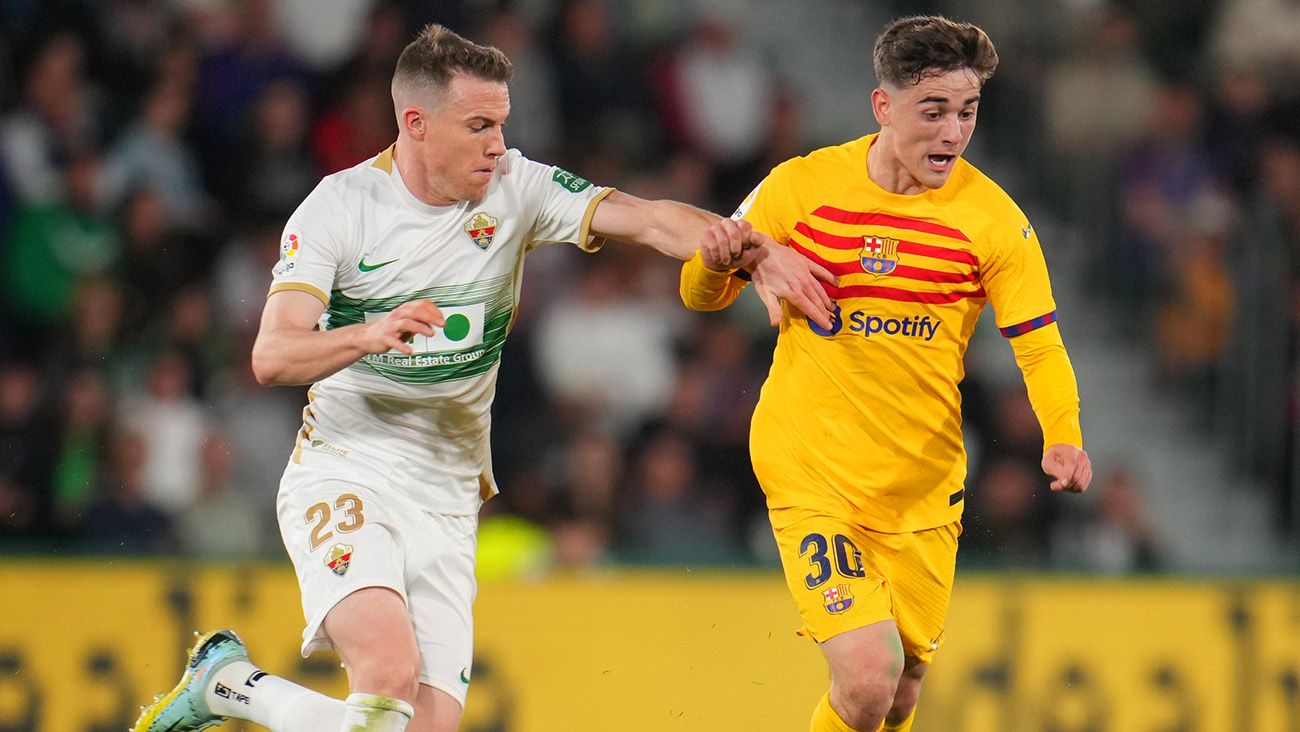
[324,543,353,576]
[860,235,899,277]
[823,584,854,614]
[464,212,499,251]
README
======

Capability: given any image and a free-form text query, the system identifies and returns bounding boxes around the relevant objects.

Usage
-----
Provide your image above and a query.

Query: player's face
[872,68,981,193]
[417,74,510,203]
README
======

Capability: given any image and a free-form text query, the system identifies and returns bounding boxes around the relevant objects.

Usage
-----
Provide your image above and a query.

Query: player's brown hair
[872,16,998,88]
[392,24,513,96]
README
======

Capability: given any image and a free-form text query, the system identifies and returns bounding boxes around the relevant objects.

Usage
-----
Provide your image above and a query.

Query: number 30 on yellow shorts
[769,507,960,663]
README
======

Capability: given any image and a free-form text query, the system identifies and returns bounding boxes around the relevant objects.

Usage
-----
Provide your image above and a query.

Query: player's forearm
[1009,322,1083,449]
[680,252,746,311]
[641,200,720,261]
[252,325,373,386]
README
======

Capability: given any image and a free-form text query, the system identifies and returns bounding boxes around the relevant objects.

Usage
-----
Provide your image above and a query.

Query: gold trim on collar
[372,144,396,174]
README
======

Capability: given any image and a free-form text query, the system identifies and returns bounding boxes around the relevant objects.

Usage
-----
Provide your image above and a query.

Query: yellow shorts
[769,507,959,663]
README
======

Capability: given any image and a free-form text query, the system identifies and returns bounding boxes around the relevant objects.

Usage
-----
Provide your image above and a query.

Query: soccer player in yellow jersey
[681,15,1092,732]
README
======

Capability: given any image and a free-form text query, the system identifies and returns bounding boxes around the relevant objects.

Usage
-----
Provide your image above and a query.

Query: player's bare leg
[814,619,905,730]
[323,587,436,730]
[324,588,421,702]
[881,656,927,730]
[414,682,465,731]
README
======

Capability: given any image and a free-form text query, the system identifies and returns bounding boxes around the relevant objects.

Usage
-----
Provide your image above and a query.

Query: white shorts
[276,458,478,706]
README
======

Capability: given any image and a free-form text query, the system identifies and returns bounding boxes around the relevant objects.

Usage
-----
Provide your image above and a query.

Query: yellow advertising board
[0,563,1296,731]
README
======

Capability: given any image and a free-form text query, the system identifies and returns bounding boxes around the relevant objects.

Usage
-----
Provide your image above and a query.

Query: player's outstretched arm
[588,190,716,261]
[251,290,445,386]
[593,192,835,327]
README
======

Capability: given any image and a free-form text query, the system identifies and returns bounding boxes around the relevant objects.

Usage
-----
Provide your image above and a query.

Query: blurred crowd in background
[0,0,1296,576]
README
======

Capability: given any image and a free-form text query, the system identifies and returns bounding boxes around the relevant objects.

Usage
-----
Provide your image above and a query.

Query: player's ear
[871,87,890,127]
[402,107,425,140]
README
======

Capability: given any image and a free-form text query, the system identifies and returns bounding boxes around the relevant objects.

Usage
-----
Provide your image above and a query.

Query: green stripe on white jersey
[327,274,513,384]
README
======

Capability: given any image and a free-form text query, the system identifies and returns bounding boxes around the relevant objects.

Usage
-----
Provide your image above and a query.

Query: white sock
[339,693,414,731]
[277,691,346,732]
[205,660,345,730]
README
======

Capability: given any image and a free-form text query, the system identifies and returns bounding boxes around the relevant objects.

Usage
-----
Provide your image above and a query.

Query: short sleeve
[269,179,351,306]
[510,152,613,252]
[979,217,1059,337]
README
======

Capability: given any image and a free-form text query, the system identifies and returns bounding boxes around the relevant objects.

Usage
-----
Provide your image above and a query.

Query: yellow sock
[883,707,916,731]
[810,692,856,732]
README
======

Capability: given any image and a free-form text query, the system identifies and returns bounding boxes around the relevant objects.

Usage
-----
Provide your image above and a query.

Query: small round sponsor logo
[443,313,471,341]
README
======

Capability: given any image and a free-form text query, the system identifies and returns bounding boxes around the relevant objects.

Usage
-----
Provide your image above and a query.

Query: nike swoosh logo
[358,257,399,272]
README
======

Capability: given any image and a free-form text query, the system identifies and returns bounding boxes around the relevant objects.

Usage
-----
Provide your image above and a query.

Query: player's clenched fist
[362,300,446,355]
[1041,443,1092,493]
[700,217,757,271]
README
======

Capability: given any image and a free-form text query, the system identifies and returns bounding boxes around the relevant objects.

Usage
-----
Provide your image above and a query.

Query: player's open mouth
[927,154,954,170]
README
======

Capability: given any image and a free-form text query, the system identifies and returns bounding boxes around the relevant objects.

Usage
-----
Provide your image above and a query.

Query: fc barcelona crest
[325,543,353,577]
[464,212,499,251]
[823,584,854,614]
[860,235,899,277]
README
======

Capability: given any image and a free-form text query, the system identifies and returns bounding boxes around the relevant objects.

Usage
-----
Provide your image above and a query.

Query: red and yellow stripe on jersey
[681,133,1081,533]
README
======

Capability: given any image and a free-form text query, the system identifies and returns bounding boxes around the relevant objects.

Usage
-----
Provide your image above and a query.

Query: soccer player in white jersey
[133,24,834,732]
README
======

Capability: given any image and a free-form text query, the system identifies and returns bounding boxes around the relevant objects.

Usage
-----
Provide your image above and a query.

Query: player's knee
[832,678,897,730]
[831,653,903,729]
[887,660,929,722]
[348,651,422,702]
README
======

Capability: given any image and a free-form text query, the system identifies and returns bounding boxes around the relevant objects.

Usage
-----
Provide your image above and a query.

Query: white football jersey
[269,145,611,514]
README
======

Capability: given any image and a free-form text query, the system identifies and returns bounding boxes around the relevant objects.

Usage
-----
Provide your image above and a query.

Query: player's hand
[1042,443,1092,493]
[361,300,446,355]
[747,237,838,329]
[699,217,756,271]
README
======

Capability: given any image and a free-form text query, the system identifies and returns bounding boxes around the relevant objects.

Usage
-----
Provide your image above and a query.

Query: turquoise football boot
[133,629,249,731]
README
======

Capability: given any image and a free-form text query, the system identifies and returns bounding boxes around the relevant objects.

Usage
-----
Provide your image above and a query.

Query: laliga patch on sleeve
[274,231,302,276]
[551,167,592,193]
[732,183,762,219]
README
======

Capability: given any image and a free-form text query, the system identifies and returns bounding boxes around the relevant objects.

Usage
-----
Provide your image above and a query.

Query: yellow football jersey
[683,134,1072,533]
